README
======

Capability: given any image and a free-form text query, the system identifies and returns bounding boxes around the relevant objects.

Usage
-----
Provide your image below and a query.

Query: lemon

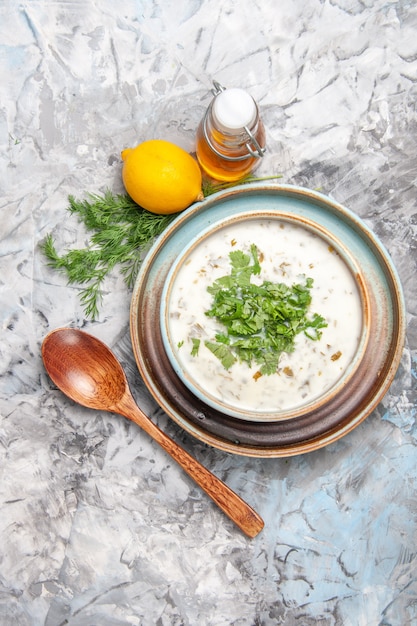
[121,139,203,214]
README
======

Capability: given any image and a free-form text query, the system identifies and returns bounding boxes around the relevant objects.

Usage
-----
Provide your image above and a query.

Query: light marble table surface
[1,1,416,625]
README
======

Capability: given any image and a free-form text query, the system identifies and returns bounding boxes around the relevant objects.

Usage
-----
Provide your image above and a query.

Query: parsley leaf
[204,341,237,370]
[190,338,201,356]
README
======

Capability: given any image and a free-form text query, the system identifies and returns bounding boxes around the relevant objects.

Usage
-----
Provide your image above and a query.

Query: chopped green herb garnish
[177,340,184,349]
[204,341,237,370]
[190,338,200,356]
[199,244,327,376]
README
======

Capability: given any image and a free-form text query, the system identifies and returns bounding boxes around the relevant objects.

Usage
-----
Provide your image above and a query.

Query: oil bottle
[196,81,266,182]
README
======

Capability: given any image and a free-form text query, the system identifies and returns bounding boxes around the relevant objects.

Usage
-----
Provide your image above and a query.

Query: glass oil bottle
[196,81,266,182]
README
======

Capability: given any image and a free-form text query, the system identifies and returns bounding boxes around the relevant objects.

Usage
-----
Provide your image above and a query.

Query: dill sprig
[40,175,282,319]
[41,191,175,319]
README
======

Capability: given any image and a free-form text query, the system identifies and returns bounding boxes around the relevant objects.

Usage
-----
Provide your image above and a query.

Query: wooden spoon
[42,328,264,538]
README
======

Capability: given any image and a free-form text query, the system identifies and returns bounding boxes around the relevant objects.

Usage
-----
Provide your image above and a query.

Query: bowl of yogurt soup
[130,183,405,457]
[160,212,369,422]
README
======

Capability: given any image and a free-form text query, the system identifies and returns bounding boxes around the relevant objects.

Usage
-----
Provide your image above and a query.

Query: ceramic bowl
[160,211,369,422]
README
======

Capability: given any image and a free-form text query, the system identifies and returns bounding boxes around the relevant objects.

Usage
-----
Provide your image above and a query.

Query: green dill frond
[40,191,176,319]
[40,172,282,319]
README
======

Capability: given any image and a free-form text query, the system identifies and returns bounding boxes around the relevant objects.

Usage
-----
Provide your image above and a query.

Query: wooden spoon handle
[119,397,264,538]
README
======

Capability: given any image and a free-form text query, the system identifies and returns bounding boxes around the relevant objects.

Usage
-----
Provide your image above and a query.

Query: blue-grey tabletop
[1,1,416,625]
